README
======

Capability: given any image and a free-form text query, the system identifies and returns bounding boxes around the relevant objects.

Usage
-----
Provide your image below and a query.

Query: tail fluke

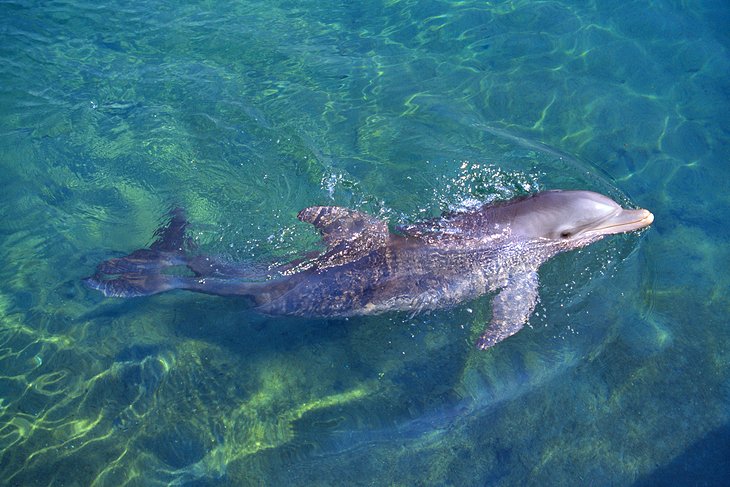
[85,208,278,302]
[149,207,193,253]
[83,268,183,298]
[84,208,194,298]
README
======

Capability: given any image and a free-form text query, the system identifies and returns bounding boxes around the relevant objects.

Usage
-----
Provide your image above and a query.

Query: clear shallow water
[1,0,728,485]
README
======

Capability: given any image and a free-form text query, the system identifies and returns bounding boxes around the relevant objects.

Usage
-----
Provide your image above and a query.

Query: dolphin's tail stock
[84,208,270,301]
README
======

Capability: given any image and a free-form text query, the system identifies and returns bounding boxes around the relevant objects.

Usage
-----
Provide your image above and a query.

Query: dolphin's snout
[594,207,654,235]
[641,209,654,226]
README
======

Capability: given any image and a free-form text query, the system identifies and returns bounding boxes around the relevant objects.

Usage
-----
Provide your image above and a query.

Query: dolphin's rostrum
[85,190,653,349]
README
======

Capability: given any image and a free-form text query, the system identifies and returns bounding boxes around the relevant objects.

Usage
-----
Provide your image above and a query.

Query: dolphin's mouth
[590,208,654,235]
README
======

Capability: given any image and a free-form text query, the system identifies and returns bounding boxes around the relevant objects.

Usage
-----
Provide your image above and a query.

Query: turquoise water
[1,0,728,484]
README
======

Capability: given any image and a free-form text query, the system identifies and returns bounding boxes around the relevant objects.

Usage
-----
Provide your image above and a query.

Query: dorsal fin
[297,206,388,248]
[295,206,389,271]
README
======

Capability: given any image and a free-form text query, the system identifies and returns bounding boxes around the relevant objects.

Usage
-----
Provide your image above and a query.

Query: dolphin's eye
[560,230,572,238]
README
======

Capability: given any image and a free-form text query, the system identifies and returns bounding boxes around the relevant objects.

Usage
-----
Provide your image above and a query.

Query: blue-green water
[1,0,728,485]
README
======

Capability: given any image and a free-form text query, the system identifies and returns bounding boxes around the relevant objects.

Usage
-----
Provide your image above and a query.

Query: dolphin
[85,190,653,349]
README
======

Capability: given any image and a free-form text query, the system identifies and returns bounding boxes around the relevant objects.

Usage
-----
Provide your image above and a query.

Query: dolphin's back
[257,240,513,318]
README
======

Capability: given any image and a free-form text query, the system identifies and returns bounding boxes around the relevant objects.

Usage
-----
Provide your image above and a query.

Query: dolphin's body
[85,190,653,349]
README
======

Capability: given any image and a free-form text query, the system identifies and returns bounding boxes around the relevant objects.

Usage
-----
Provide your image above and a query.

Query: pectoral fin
[476,271,539,350]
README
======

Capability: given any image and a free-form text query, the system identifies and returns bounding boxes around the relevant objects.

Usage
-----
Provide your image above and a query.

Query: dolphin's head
[509,190,653,243]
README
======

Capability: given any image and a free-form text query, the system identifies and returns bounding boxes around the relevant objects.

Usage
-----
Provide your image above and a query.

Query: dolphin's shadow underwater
[85,190,653,349]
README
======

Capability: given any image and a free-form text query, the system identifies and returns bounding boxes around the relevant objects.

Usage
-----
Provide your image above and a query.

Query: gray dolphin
[85,190,653,349]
